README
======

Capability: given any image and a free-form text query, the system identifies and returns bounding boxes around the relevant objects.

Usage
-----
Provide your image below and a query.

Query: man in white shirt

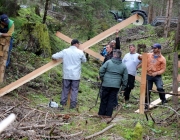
[52,39,86,109]
[122,44,141,102]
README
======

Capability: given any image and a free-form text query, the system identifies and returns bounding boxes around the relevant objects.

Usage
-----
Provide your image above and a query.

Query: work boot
[162,99,167,105]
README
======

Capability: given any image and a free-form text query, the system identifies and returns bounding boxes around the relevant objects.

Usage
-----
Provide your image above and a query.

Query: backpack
[100,46,107,56]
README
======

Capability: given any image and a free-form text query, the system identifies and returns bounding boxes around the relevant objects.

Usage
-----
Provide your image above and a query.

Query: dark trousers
[145,75,166,104]
[124,74,135,101]
[98,86,119,117]
[60,79,80,108]
[6,37,13,67]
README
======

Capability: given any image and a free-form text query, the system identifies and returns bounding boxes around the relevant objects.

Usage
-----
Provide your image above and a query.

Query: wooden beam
[0,60,62,97]
[135,87,180,113]
[139,53,147,114]
[0,14,139,97]
[178,61,180,68]
[56,32,104,61]
[79,14,138,50]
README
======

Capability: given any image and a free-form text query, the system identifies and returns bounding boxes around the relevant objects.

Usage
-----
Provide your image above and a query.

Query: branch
[84,123,116,139]
[107,104,122,124]
[36,131,83,139]
[150,90,180,96]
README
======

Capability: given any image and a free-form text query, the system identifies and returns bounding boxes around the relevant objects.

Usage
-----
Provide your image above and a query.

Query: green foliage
[34,23,51,55]
[131,122,143,140]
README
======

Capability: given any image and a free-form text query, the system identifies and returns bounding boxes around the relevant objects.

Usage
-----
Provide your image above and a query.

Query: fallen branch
[36,131,83,139]
[107,104,122,124]
[150,90,180,96]
[84,123,116,139]
[18,123,69,130]
[16,109,35,128]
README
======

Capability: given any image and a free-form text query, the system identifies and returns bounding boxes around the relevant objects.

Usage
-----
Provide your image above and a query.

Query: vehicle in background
[110,0,147,25]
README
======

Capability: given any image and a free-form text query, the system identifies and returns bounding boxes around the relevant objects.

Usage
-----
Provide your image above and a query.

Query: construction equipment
[110,0,147,25]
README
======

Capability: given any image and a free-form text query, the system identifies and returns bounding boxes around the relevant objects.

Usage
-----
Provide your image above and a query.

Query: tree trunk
[175,1,180,51]
[164,0,173,38]
[35,5,41,17]
[148,3,153,24]
[42,0,50,24]
[160,0,165,16]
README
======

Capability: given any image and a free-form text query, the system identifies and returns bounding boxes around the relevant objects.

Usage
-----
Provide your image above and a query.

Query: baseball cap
[152,43,161,49]
[71,39,80,45]
[0,14,9,24]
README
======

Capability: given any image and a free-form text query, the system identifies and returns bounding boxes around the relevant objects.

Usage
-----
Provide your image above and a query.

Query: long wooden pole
[139,53,147,114]
[0,14,139,97]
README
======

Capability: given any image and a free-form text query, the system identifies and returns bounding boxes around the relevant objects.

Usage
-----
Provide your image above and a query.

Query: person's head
[113,49,122,58]
[152,43,161,54]
[71,39,80,48]
[0,14,9,25]
[106,44,113,53]
[129,44,136,54]
[109,40,116,49]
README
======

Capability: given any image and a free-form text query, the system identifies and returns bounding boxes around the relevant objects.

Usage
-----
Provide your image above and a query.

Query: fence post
[172,52,178,107]
[139,53,147,114]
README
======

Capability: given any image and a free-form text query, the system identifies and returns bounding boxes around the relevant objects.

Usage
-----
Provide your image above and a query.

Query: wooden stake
[172,52,178,106]
[139,53,147,114]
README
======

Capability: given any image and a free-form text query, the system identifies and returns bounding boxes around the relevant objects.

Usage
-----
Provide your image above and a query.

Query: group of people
[52,30,167,120]
[0,14,14,66]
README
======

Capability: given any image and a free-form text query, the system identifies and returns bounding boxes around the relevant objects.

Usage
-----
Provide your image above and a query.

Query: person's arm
[99,61,108,81]
[115,29,120,49]
[136,63,142,69]
[152,58,166,76]
[52,50,64,60]
[81,52,87,63]
[121,67,128,91]
[0,24,14,37]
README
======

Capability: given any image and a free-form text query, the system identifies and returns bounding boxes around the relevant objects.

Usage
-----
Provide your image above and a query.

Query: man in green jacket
[0,14,14,67]
[98,49,128,119]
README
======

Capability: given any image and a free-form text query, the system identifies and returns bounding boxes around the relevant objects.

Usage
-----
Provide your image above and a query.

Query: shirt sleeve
[81,52,87,63]
[52,50,64,60]
[99,61,108,81]
[121,66,128,91]
[7,24,14,36]
[157,58,166,75]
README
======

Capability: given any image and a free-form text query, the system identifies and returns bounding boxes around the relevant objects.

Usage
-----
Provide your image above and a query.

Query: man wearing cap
[0,14,14,66]
[52,39,86,110]
[139,43,167,109]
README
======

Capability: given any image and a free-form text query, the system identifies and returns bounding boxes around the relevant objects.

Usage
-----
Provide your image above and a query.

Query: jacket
[52,46,86,80]
[99,58,128,90]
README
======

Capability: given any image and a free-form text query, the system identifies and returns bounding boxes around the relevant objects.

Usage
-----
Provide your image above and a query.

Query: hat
[0,14,9,24]
[71,39,80,45]
[152,43,161,49]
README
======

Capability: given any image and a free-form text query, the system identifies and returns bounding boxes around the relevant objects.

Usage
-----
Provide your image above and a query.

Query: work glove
[0,32,3,37]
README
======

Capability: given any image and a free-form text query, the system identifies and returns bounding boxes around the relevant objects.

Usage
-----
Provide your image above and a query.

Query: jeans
[145,75,166,104]
[6,37,13,67]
